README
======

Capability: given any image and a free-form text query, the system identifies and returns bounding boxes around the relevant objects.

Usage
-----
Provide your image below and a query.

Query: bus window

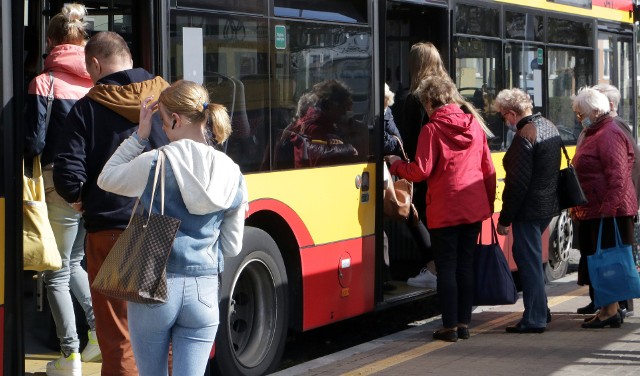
[271,22,372,170]
[548,47,592,144]
[178,0,266,15]
[548,17,593,47]
[455,3,499,37]
[504,42,545,148]
[505,11,543,42]
[454,37,503,151]
[274,0,368,24]
[171,14,270,173]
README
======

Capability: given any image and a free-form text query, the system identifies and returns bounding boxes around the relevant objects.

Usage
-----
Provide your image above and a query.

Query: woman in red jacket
[388,76,496,342]
[572,87,637,329]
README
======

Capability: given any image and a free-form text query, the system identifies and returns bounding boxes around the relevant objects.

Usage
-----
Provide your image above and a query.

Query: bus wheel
[544,210,572,282]
[212,227,289,376]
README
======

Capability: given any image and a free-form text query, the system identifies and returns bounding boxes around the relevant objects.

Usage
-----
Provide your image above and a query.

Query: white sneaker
[81,330,102,362]
[46,352,81,376]
[407,268,437,289]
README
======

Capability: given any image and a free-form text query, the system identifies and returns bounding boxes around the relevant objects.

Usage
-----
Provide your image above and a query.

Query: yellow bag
[23,156,61,271]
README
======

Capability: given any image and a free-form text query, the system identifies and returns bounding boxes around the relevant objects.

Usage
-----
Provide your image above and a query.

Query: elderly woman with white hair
[572,87,637,329]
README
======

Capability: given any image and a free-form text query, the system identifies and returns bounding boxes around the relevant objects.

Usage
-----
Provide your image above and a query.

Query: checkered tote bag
[92,151,181,303]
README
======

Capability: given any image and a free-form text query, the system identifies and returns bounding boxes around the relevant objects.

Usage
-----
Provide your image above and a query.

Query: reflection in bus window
[454,37,503,151]
[548,48,592,144]
[274,0,368,23]
[170,14,371,172]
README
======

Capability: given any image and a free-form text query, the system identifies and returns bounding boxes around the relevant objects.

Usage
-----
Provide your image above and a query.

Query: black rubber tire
[211,227,289,376]
[544,211,572,282]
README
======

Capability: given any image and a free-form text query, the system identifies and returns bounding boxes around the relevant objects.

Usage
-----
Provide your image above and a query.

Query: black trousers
[430,221,482,328]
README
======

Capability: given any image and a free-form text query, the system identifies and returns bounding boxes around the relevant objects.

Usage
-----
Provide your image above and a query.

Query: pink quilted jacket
[572,115,637,220]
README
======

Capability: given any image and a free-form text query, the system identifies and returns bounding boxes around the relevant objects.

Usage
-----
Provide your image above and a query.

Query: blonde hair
[409,42,448,92]
[159,80,232,144]
[47,3,88,47]
[494,88,533,116]
[384,83,395,107]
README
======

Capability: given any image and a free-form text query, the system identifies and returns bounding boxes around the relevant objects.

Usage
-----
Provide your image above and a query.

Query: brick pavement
[272,274,640,376]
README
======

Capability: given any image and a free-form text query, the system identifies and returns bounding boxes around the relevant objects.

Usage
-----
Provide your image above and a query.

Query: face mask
[506,123,517,132]
[581,117,592,128]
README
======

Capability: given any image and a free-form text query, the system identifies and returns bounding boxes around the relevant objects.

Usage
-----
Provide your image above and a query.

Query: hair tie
[202,102,209,111]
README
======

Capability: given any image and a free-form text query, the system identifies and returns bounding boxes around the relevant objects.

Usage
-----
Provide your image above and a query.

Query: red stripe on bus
[300,235,375,330]
[248,198,314,247]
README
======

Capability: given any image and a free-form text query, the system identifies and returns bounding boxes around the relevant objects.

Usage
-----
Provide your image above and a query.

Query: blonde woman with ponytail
[98,80,248,375]
[24,4,100,374]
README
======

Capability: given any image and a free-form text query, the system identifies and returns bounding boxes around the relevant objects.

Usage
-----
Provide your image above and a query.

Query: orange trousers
[86,230,138,376]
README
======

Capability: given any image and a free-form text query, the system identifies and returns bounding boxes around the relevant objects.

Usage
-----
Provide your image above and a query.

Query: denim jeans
[511,218,552,328]
[430,222,482,328]
[128,273,219,376]
[43,197,95,355]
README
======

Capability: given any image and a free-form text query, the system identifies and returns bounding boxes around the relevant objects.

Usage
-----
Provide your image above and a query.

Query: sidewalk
[272,273,640,376]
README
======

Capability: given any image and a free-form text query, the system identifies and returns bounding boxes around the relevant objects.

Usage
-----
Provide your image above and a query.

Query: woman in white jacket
[98,80,248,375]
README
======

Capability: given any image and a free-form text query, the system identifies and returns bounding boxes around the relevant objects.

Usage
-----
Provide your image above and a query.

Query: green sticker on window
[275,25,286,50]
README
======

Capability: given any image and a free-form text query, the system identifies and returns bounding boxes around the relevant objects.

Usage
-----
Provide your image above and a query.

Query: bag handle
[392,135,409,162]
[126,150,166,227]
[559,137,571,166]
[596,217,624,254]
[478,217,499,245]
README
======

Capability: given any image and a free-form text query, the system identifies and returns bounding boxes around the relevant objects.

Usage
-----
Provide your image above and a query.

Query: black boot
[577,302,596,314]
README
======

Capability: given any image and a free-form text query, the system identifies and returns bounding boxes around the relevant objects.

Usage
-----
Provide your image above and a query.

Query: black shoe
[457,327,470,340]
[383,282,397,292]
[618,308,627,323]
[583,314,596,323]
[433,329,458,342]
[577,302,596,314]
[547,308,552,323]
[581,312,621,329]
[505,322,545,333]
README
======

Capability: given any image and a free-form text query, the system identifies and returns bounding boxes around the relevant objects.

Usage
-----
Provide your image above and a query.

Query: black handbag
[92,151,181,303]
[473,219,518,306]
[558,141,587,210]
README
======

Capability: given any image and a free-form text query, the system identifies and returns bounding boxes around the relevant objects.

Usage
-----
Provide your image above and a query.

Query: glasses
[576,112,586,120]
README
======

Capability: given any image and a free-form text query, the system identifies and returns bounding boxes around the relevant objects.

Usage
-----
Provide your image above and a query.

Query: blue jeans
[128,273,219,376]
[512,218,552,328]
[430,222,482,328]
[43,198,95,354]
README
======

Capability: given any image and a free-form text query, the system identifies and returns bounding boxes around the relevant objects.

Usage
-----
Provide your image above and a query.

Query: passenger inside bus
[287,79,361,168]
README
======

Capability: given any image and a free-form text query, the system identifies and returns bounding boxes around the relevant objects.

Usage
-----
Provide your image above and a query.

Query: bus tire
[544,210,572,282]
[211,227,289,376]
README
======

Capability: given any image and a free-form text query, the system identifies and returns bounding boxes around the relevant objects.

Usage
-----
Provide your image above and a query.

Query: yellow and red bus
[1,0,637,375]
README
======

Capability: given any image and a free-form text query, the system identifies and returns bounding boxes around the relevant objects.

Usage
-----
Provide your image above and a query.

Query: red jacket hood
[43,44,90,81]
[429,104,474,150]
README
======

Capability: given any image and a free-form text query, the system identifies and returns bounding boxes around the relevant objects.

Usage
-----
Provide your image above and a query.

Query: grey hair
[572,87,610,115]
[493,88,533,116]
[593,83,620,109]
[384,83,395,107]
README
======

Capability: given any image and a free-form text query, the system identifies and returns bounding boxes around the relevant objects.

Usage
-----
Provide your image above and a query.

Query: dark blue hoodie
[53,68,170,232]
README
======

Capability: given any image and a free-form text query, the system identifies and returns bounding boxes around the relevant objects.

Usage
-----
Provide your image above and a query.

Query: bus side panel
[300,235,375,331]
[1,197,4,376]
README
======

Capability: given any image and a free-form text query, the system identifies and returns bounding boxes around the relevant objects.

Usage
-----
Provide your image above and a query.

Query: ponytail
[207,103,232,144]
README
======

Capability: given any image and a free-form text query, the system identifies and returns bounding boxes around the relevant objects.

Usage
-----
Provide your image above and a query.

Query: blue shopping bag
[473,219,518,306]
[588,218,640,308]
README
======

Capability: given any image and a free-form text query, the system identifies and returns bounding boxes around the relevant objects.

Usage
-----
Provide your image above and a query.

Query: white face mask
[506,122,517,132]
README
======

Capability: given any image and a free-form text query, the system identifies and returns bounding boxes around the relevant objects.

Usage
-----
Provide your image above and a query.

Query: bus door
[380,1,448,304]
[596,24,636,130]
[21,1,154,373]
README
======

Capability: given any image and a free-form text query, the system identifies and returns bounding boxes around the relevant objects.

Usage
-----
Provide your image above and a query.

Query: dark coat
[499,113,562,226]
[53,68,170,232]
